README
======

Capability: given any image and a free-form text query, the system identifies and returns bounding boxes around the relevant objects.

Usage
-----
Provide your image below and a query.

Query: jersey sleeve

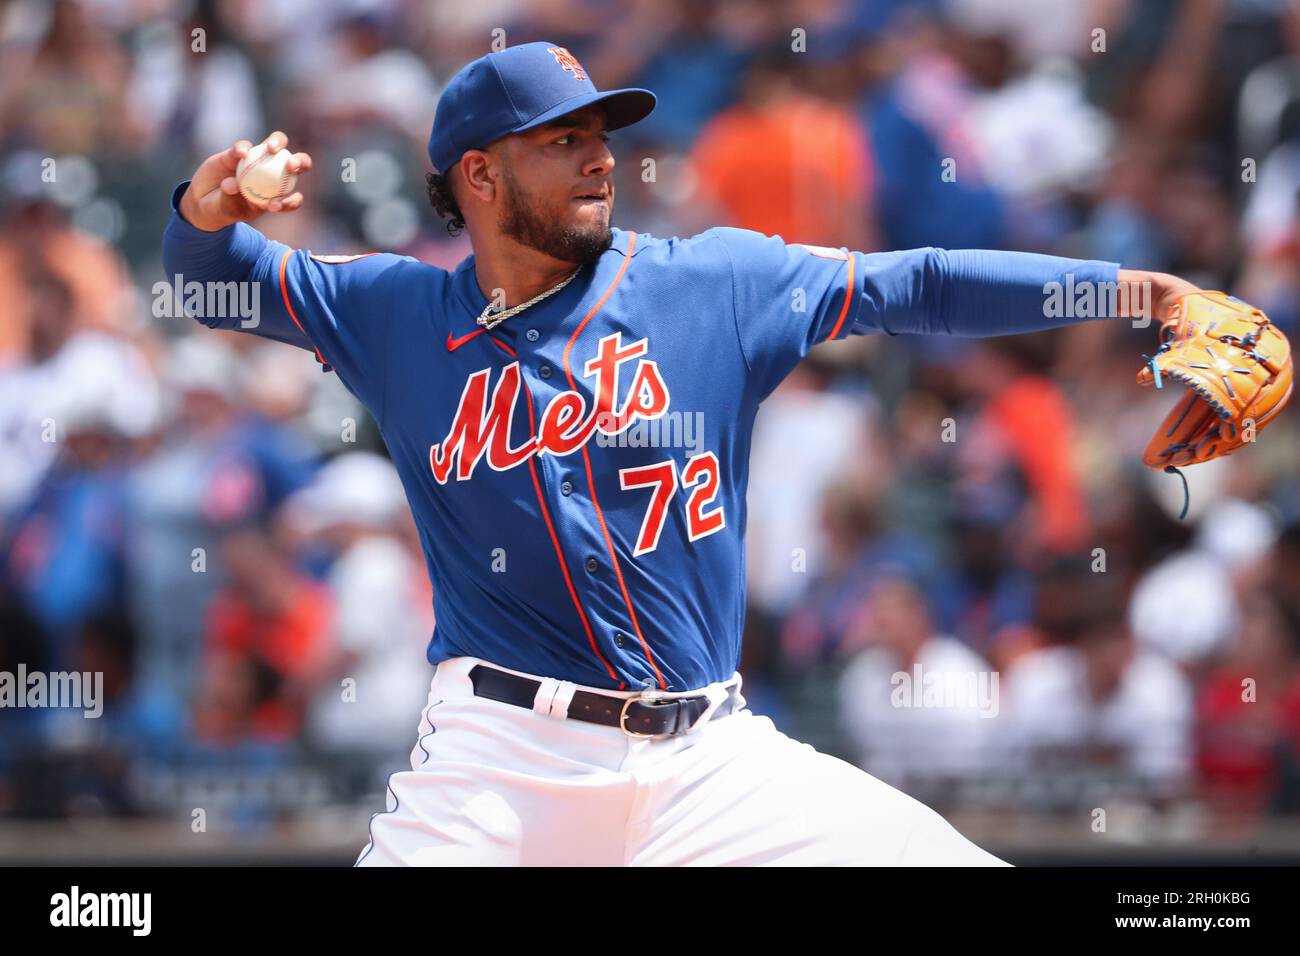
[266,248,409,422]
[710,226,1121,403]
[161,181,409,423]
[708,226,861,403]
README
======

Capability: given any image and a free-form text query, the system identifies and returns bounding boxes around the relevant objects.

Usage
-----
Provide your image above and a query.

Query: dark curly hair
[426,171,465,236]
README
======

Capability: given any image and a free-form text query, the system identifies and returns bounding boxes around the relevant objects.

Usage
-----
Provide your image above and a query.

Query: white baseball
[235,142,298,208]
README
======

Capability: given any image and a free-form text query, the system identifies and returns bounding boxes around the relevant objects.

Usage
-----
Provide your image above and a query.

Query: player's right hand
[178,131,312,232]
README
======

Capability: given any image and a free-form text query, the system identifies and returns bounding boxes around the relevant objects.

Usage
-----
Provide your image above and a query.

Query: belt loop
[532,677,561,717]
[689,682,733,730]
[549,681,578,719]
[726,673,746,714]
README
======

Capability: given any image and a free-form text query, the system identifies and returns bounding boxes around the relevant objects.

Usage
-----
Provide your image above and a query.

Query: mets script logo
[430,332,668,483]
[547,46,587,82]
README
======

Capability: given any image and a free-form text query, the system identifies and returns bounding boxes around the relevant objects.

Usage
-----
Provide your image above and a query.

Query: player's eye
[552,131,608,146]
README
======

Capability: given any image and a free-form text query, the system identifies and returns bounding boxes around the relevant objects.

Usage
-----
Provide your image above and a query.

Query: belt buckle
[618,691,681,739]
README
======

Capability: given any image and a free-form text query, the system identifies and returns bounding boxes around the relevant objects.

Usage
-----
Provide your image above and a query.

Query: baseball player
[162,41,1204,866]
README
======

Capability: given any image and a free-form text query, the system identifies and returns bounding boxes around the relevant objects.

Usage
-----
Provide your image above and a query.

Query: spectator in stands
[0,0,145,157]
[0,196,137,364]
[1195,596,1296,818]
[1128,496,1278,671]
[689,45,876,249]
[860,14,1008,250]
[838,574,996,799]
[746,356,881,622]
[193,527,333,745]
[288,453,435,758]
[124,336,315,744]
[1003,586,1193,807]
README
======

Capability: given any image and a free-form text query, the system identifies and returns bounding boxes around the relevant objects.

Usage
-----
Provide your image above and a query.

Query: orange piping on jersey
[278,250,332,369]
[560,232,667,691]
[826,253,856,342]
[492,332,624,688]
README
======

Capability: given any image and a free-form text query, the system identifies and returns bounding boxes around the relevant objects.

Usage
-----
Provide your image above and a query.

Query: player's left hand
[1137,290,1292,470]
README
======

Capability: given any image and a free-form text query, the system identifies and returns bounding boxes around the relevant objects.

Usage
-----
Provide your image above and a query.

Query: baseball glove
[1137,291,1292,512]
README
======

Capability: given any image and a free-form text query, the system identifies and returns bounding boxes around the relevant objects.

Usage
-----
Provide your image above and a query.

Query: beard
[497,163,612,266]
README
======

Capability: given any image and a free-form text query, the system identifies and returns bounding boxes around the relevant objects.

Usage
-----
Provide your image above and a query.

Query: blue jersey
[162,182,1118,691]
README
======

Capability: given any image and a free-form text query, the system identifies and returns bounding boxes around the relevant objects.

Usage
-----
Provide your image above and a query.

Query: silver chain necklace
[477,269,580,331]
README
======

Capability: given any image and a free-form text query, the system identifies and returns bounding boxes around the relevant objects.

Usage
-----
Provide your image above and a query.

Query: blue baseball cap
[428,42,657,175]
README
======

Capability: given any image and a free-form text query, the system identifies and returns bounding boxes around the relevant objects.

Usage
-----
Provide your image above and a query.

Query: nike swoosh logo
[446,329,485,352]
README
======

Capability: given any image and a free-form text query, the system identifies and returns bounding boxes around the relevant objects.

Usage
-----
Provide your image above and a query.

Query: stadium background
[3,0,1300,865]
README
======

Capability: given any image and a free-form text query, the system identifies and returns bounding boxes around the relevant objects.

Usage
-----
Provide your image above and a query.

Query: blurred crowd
[3,0,1300,836]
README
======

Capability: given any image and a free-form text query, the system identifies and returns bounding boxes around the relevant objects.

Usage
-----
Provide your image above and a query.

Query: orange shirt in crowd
[689,94,874,250]
[201,580,334,741]
[983,376,1089,553]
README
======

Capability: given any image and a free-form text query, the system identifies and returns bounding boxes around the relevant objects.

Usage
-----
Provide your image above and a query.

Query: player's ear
[458,150,498,204]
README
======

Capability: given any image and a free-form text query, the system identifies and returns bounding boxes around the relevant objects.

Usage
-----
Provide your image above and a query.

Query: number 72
[618,452,725,556]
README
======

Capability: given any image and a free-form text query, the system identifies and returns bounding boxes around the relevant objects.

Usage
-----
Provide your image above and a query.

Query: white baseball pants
[354,656,1009,866]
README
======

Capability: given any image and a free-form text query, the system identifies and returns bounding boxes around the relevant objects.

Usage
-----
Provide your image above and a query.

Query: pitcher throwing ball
[163,41,1211,866]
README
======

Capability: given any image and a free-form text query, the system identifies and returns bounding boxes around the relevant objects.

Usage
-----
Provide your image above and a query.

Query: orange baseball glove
[1138,292,1292,509]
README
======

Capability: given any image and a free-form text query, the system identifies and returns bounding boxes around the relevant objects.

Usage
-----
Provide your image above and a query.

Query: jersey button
[615,633,625,648]
[561,481,573,496]
[525,328,540,342]
[585,557,599,573]
[539,365,553,379]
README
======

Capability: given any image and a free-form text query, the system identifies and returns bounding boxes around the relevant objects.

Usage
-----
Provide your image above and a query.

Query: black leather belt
[468,664,741,737]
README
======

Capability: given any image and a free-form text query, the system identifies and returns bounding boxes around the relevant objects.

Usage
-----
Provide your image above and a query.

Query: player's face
[496,104,616,265]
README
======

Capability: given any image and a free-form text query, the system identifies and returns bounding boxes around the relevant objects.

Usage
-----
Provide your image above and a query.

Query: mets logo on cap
[547,46,587,81]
